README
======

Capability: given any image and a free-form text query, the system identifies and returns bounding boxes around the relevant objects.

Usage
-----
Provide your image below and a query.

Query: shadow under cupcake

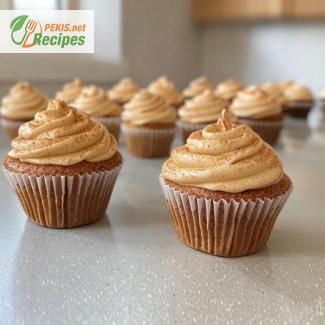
[160,110,293,257]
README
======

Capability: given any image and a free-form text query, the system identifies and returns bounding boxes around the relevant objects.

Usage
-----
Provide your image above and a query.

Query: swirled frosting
[261,82,287,107]
[279,80,294,92]
[1,82,48,120]
[183,77,214,98]
[8,100,117,166]
[284,83,313,101]
[230,86,281,119]
[148,76,183,107]
[108,78,140,104]
[162,110,284,193]
[178,90,229,124]
[55,79,84,104]
[72,85,122,117]
[215,79,244,101]
[122,90,176,126]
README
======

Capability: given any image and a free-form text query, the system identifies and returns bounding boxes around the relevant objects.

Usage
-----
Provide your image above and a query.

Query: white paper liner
[121,124,176,158]
[0,117,25,139]
[95,116,121,142]
[3,162,122,228]
[160,175,293,257]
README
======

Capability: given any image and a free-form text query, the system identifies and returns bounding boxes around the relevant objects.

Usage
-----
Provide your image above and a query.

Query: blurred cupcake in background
[319,87,325,112]
[73,85,122,141]
[279,80,294,92]
[177,90,229,143]
[55,78,84,104]
[183,76,214,100]
[3,99,122,228]
[230,86,283,146]
[108,78,140,105]
[0,81,48,139]
[122,90,176,158]
[148,76,183,108]
[214,79,244,102]
[284,83,314,119]
[262,82,287,110]
[160,110,292,257]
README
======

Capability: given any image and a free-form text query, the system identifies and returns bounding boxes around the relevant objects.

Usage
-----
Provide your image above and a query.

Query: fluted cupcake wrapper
[122,125,176,158]
[95,116,121,142]
[0,117,25,140]
[3,163,122,229]
[176,120,207,143]
[160,175,292,257]
[237,118,283,146]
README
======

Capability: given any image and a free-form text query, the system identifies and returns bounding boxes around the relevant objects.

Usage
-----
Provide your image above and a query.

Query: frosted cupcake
[3,99,122,228]
[284,83,314,119]
[55,79,84,104]
[262,82,287,110]
[215,79,244,102]
[148,76,183,108]
[160,110,293,257]
[183,76,214,100]
[108,78,140,105]
[0,82,48,139]
[230,86,283,146]
[319,88,325,112]
[72,85,122,141]
[122,90,177,157]
[177,90,229,143]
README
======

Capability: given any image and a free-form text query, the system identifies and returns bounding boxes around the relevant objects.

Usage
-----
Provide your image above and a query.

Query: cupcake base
[0,117,26,139]
[237,117,283,146]
[160,175,292,257]
[95,116,121,142]
[122,124,176,158]
[285,101,313,119]
[3,153,123,228]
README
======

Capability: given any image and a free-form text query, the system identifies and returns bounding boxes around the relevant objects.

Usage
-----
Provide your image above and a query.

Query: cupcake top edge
[284,83,314,102]
[108,78,140,104]
[214,79,244,100]
[162,110,284,193]
[55,78,84,104]
[1,81,48,120]
[183,76,214,98]
[7,99,117,166]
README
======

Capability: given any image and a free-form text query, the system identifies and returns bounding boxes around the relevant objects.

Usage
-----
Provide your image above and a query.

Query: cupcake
[55,79,84,104]
[3,99,122,229]
[214,79,244,102]
[284,83,314,118]
[160,110,293,257]
[230,86,283,146]
[319,88,325,112]
[122,90,177,158]
[0,82,48,139]
[72,85,122,141]
[183,76,214,100]
[148,76,183,108]
[279,80,294,92]
[261,82,287,110]
[108,78,140,105]
[177,90,229,143]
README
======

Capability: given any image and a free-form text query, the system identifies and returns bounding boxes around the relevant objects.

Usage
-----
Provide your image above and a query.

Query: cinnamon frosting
[279,80,294,92]
[261,82,287,107]
[162,110,284,193]
[1,82,48,120]
[183,77,214,98]
[8,100,117,166]
[55,79,84,104]
[122,90,176,126]
[215,79,244,101]
[284,83,313,102]
[178,90,229,124]
[108,78,140,104]
[148,76,183,107]
[230,86,281,119]
[73,85,122,117]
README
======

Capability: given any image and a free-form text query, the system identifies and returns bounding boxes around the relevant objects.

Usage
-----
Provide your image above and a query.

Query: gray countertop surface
[0,116,325,325]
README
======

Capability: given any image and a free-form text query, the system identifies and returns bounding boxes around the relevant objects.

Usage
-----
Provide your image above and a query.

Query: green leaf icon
[10,15,28,32]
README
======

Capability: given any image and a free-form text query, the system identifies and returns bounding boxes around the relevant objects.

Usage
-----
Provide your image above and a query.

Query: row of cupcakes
[2,99,293,257]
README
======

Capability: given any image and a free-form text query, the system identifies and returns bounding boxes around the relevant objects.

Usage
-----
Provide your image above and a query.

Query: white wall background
[201,22,325,94]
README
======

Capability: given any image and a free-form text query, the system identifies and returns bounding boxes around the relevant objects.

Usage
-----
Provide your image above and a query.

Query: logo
[10,15,42,48]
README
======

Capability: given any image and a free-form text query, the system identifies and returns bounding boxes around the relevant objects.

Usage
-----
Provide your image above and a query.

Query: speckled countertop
[0,116,325,325]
